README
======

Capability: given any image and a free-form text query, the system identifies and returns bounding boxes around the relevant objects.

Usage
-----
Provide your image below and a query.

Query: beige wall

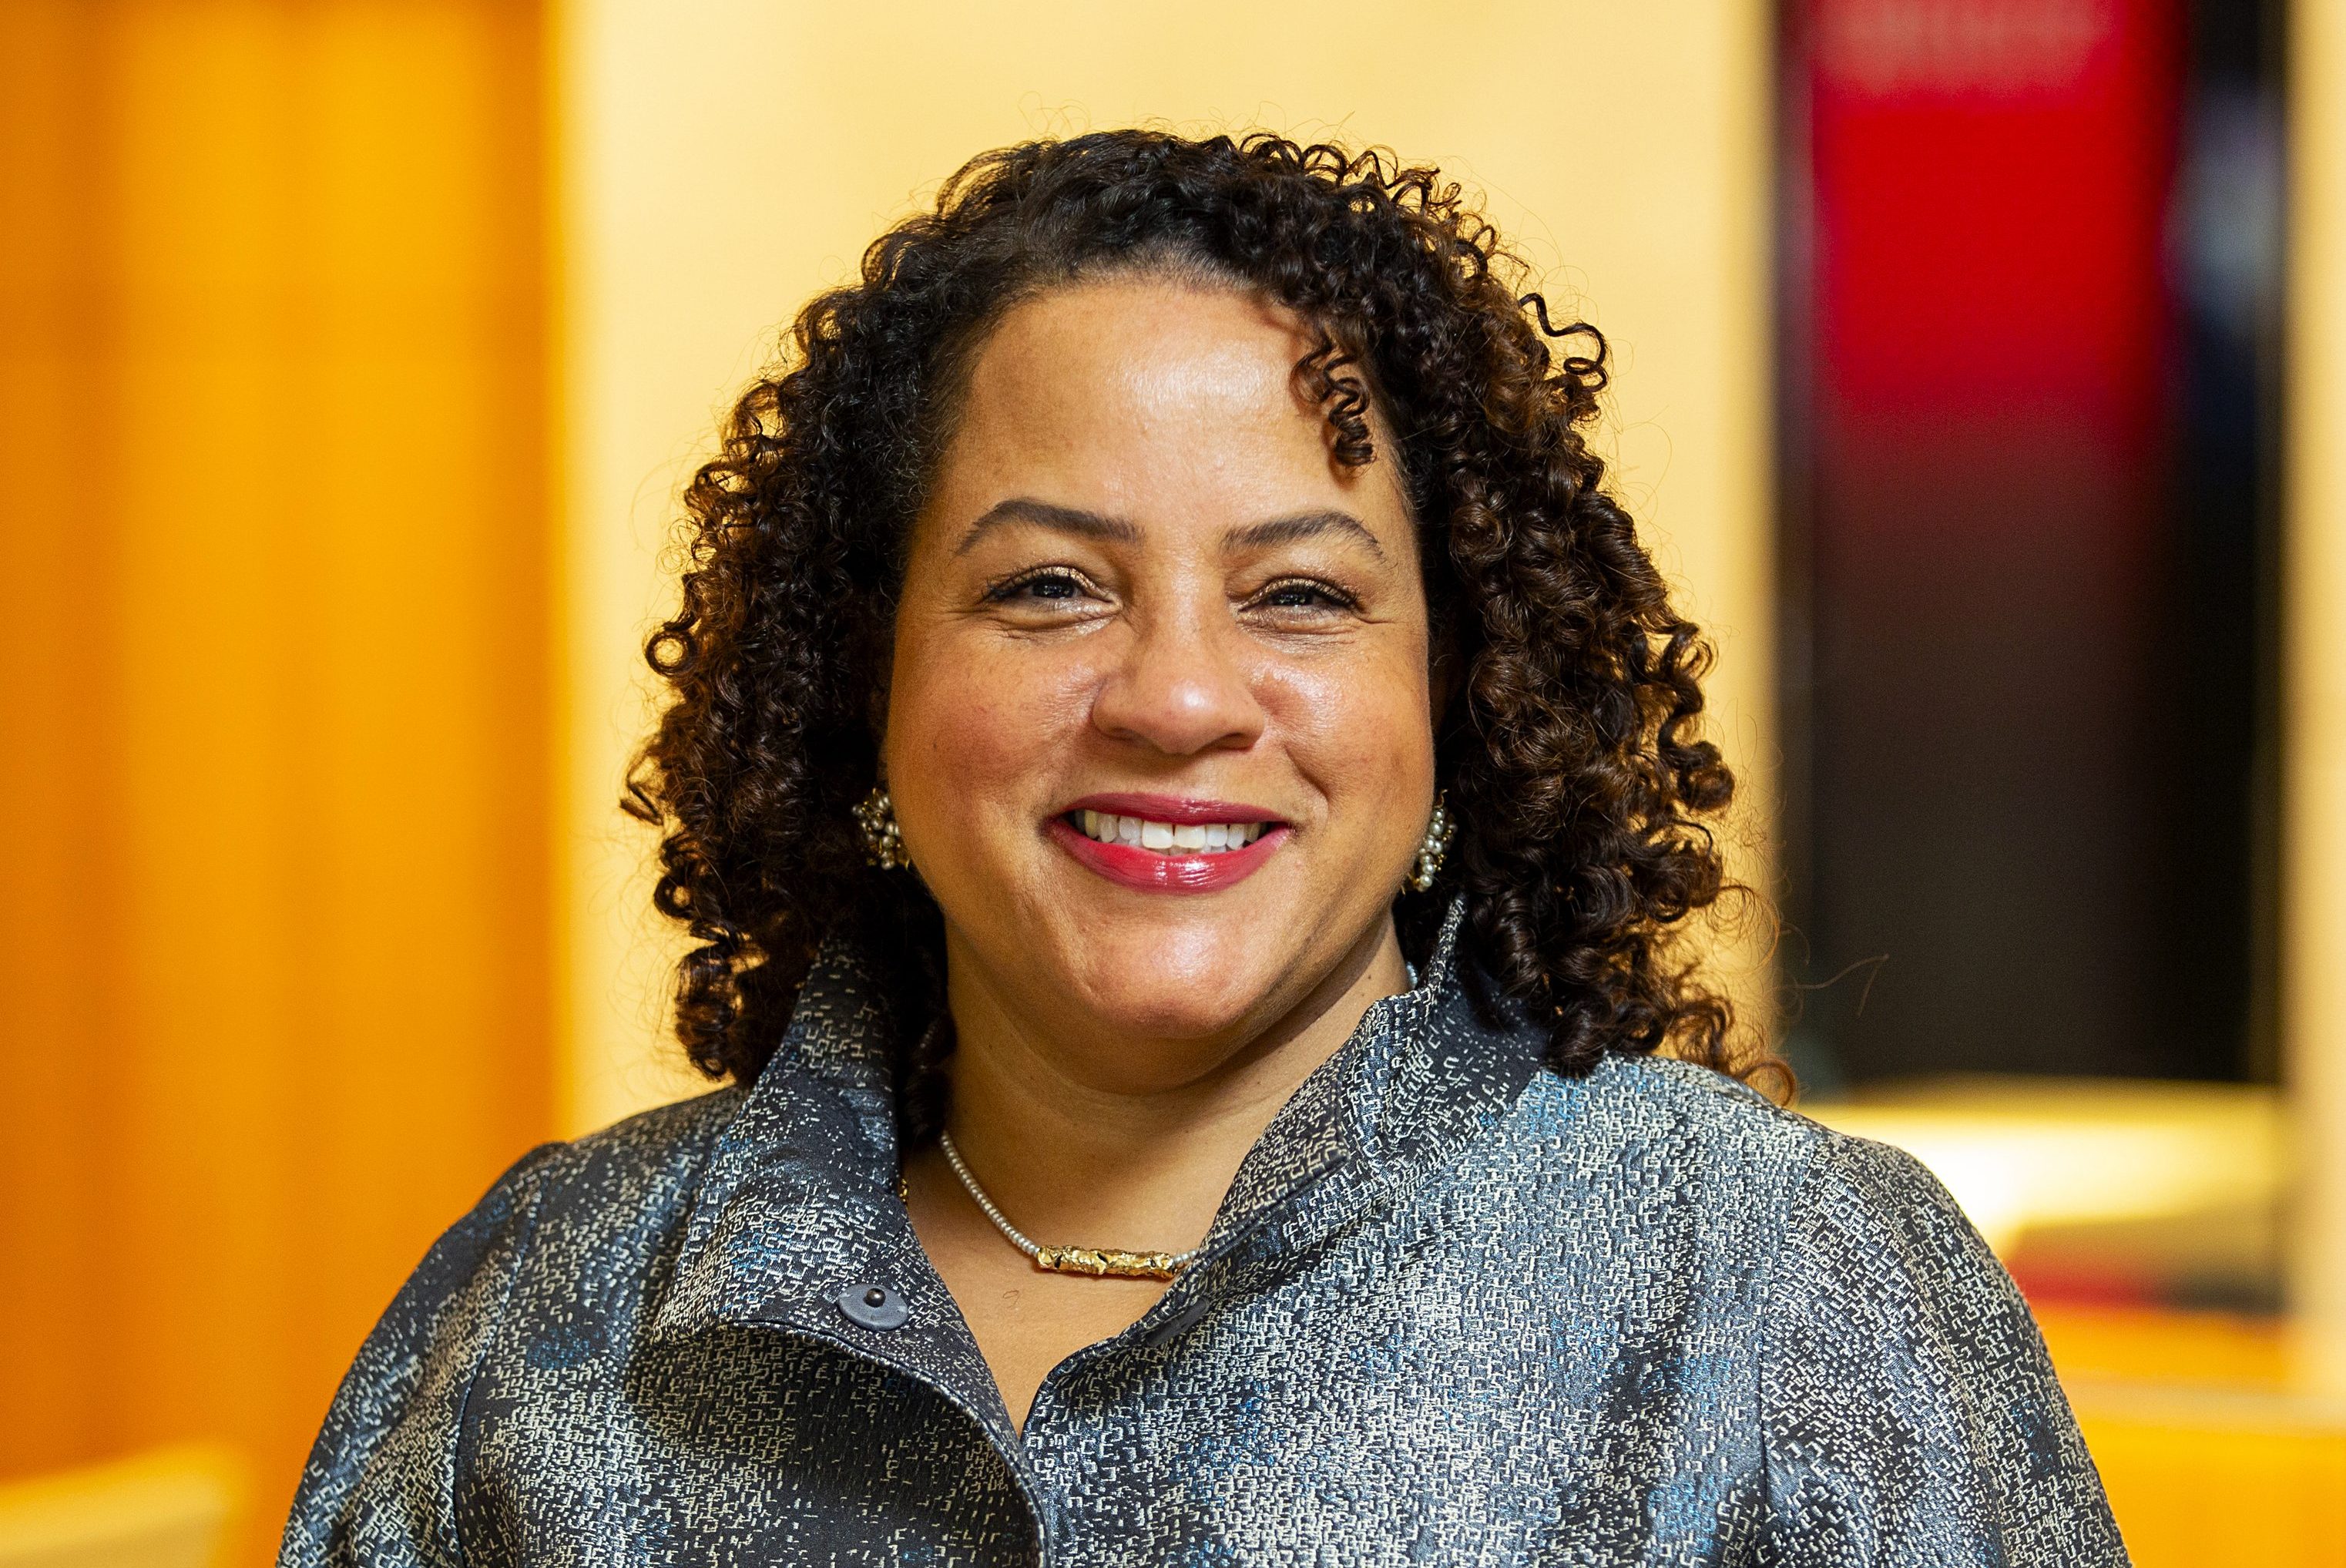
[2287,0,2346,1395]
[552,1,1778,1133]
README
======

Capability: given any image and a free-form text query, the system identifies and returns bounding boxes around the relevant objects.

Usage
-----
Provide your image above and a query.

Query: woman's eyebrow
[1225,509,1385,559]
[953,499,1385,560]
[954,497,1143,555]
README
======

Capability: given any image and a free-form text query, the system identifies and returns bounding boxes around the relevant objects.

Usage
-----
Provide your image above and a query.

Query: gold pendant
[1033,1245,1187,1281]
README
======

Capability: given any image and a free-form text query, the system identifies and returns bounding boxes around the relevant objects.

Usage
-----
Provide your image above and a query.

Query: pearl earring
[1408,793,1454,892]
[854,786,910,869]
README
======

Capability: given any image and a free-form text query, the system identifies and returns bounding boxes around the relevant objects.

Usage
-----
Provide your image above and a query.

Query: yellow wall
[0,3,552,1561]
[2287,0,2346,1398]
[2037,1306,2346,1567]
[553,0,1780,1132]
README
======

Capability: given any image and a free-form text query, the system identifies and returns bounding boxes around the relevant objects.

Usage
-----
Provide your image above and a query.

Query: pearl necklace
[935,1128,1205,1281]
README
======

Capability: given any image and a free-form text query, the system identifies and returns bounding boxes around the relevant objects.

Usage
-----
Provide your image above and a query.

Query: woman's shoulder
[1486,1053,2040,1378]
[1509,1050,1828,1167]
[1501,1052,1969,1244]
[504,1083,751,1235]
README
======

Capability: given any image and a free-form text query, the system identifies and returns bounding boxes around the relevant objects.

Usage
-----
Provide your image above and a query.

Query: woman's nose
[1089,609,1264,757]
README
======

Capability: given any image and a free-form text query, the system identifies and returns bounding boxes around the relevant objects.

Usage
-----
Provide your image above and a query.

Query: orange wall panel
[0,0,119,1477]
[0,3,552,1562]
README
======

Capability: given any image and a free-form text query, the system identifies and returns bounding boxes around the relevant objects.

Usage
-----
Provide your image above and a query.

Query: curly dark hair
[626,129,1772,1134]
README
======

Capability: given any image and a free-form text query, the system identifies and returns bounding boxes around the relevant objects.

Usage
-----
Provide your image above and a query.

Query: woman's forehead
[962,280,1319,435]
[928,278,1408,536]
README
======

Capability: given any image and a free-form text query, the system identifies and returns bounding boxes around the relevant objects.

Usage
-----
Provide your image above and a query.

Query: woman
[284,133,2124,1566]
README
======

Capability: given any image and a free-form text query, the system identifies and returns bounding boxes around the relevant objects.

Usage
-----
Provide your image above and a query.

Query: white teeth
[1072,812,1273,855]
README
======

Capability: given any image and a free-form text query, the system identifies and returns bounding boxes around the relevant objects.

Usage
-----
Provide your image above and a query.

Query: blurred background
[2,1,2342,1563]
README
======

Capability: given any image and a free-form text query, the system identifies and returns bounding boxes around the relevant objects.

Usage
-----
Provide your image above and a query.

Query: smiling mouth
[1067,809,1272,856]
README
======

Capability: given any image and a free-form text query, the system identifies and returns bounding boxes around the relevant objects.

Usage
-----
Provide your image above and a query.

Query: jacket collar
[652,899,1544,1403]
[1193,900,1539,1259]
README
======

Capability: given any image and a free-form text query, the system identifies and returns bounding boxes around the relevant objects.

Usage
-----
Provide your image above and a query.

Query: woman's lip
[1045,816,1289,895]
[1059,791,1284,827]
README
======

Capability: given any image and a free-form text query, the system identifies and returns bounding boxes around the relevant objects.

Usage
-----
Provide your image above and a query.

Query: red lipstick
[1048,793,1289,895]
[1063,792,1280,825]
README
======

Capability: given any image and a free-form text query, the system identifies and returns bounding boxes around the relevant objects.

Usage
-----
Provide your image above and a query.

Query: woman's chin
[1057,962,1283,1051]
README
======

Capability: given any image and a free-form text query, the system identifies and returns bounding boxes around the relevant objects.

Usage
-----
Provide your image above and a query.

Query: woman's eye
[1256,579,1354,612]
[989,569,1089,603]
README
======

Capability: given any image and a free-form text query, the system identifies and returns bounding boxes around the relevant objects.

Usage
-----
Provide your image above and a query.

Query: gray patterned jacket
[282,911,2127,1566]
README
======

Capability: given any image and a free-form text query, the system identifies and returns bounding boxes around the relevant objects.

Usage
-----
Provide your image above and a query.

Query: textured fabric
[283,908,2128,1566]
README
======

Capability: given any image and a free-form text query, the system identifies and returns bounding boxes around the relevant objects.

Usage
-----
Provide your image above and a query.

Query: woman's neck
[935,914,1410,1255]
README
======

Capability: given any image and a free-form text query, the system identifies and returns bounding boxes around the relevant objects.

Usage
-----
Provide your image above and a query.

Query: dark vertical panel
[1781,0,2277,1085]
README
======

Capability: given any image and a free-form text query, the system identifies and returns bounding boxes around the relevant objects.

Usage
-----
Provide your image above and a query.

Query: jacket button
[835,1282,909,1331]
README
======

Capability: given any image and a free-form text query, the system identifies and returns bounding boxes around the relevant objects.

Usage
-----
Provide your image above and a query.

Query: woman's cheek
[1268,649,1431,809]
[894,640,1095,848]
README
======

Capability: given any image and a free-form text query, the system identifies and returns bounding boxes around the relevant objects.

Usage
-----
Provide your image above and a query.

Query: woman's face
[884,277,1435,1086]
